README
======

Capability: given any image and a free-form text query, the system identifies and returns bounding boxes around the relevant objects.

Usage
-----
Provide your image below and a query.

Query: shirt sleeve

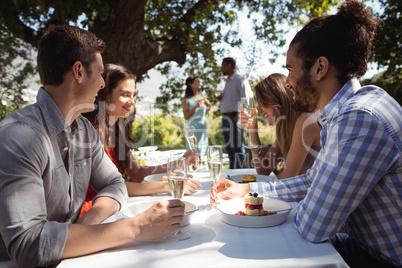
[238,76,252,99]
[293,110,397,243]
[0,123,68,267]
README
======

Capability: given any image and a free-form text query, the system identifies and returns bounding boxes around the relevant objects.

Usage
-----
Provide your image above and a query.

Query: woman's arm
[182,97,201,120]
[203,96,212,113]
[251,141,282,176]
[278,113,320,179]
[125,153,167,182]
[125,178,202,196]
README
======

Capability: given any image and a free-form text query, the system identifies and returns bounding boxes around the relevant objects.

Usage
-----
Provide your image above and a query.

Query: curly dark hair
[290,0,379,85]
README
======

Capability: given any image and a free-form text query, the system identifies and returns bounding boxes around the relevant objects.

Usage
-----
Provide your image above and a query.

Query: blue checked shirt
[250,78,402,266]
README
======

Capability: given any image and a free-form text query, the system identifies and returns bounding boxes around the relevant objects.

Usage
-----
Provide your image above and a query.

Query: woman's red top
[79,148,121,217]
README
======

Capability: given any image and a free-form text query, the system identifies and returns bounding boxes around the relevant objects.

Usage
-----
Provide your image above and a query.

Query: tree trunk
[90,0,186,79]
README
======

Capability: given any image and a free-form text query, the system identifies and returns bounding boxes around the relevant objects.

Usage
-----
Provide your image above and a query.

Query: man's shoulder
[341,85,402,117]
[0,104,44,133]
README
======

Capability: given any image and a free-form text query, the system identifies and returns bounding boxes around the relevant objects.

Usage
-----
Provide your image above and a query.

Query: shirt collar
[318,78,361,127]
[227,71,239,81]
[36,87,70,136]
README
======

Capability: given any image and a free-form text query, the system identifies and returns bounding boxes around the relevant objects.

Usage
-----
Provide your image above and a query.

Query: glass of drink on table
[207,145,223,209]
[239,97,258,149]
[166,157,191,241]
[184,126,199,170]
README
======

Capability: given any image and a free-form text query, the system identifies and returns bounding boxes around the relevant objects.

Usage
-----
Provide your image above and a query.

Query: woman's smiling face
[108,78,136,120]
[258,104,275,126]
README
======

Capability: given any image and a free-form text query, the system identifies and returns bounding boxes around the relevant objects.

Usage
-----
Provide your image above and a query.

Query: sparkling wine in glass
[240,97,258,149]
[184,126,199,170]
[207,145,223,209]
[166,157,191,241]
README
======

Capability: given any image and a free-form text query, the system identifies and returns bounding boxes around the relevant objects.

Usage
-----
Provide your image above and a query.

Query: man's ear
[314,56,329,81]
[72,61,84,83]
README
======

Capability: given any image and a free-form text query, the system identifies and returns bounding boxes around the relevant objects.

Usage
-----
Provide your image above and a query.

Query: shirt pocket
[73,157,91,198]
[47,165,69,217]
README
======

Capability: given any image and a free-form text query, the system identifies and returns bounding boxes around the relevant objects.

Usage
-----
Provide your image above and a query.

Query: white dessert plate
[217,198,292,228]
[143,173,193,182]
[122,201,197,227]
[229,174,278,183]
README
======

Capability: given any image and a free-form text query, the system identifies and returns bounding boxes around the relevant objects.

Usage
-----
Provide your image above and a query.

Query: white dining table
[58,169,349,268]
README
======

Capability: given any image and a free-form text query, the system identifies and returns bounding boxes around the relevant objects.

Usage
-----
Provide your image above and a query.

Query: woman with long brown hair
[81,64,201,216]
[240,73,320,178]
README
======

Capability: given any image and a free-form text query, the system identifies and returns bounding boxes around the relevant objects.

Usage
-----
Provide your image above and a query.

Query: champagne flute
[166,157,191,241]
[207,145,223,209]
[184,126,199,170]
[240,97,258,149]
[214,90,222,98]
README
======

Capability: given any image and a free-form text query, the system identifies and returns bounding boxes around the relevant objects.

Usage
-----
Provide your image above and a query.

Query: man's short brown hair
[37,25,106,86]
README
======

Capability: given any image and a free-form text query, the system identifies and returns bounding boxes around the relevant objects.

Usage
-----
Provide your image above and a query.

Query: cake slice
[244,193,264,216]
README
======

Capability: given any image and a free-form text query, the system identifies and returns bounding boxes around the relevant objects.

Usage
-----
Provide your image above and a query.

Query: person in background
[215,57,253,169]
[212,1,401,267]
[239,73,320,178]
[81,64,202,216]
[0,25,186,267]
[182,75,211,159]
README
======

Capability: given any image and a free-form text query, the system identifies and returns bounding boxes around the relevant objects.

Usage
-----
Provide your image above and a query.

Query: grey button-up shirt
[220,71,253,113]
[0,88,128,267]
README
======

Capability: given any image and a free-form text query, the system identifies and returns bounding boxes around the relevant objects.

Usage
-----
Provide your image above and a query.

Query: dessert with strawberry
[244,192,264,216]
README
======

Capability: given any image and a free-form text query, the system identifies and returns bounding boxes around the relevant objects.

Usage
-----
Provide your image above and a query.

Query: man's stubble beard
[291,71,319,113]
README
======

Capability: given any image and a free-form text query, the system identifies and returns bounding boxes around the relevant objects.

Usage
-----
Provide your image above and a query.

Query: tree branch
[0,0,41,47]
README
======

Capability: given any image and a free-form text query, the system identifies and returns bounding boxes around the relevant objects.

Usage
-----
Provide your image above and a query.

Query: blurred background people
[182,75,211,160]
[216,57,253,169]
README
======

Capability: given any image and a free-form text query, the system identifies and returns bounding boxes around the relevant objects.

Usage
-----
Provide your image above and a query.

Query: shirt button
[64,128,68,133]
[63,147,68,151]
[83,161,87,166]
[69,172,72,176]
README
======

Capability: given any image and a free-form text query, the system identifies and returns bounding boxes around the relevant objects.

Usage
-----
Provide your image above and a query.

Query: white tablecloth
[58,169,349,268]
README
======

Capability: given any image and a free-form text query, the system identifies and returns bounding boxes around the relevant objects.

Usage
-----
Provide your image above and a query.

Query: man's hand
[210,178,250,208]
[134,199,185,241]
[184,178,202,195]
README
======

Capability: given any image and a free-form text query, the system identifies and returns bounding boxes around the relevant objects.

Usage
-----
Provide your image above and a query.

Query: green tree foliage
[0,23,37,120]
[0,0,339,116]
[366,0,402,104]
[0,0,400,116]
[362,68,402,105]
[131,114,186,150]
[130,110,276,152]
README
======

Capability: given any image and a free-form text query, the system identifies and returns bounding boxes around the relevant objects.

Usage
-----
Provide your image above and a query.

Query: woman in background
[81,64,201,216]
[239,73,320,179]
[182,75,211,159]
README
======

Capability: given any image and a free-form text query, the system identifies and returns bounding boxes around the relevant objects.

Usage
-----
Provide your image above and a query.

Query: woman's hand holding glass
[207,145,223,209]
[239,97,258,149]
[239,107,258,131]
[184,126,200,170]
[166,157,191,241]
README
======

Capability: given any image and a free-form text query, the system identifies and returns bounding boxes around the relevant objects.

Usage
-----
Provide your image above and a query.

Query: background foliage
[0,0,400,122]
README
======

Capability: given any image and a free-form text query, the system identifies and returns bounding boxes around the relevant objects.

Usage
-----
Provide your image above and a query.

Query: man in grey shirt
[0,25,185,267]
[216,57,253,168]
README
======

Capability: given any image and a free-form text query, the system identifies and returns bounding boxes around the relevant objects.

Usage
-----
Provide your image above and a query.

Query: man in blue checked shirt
[211,1,401,267]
